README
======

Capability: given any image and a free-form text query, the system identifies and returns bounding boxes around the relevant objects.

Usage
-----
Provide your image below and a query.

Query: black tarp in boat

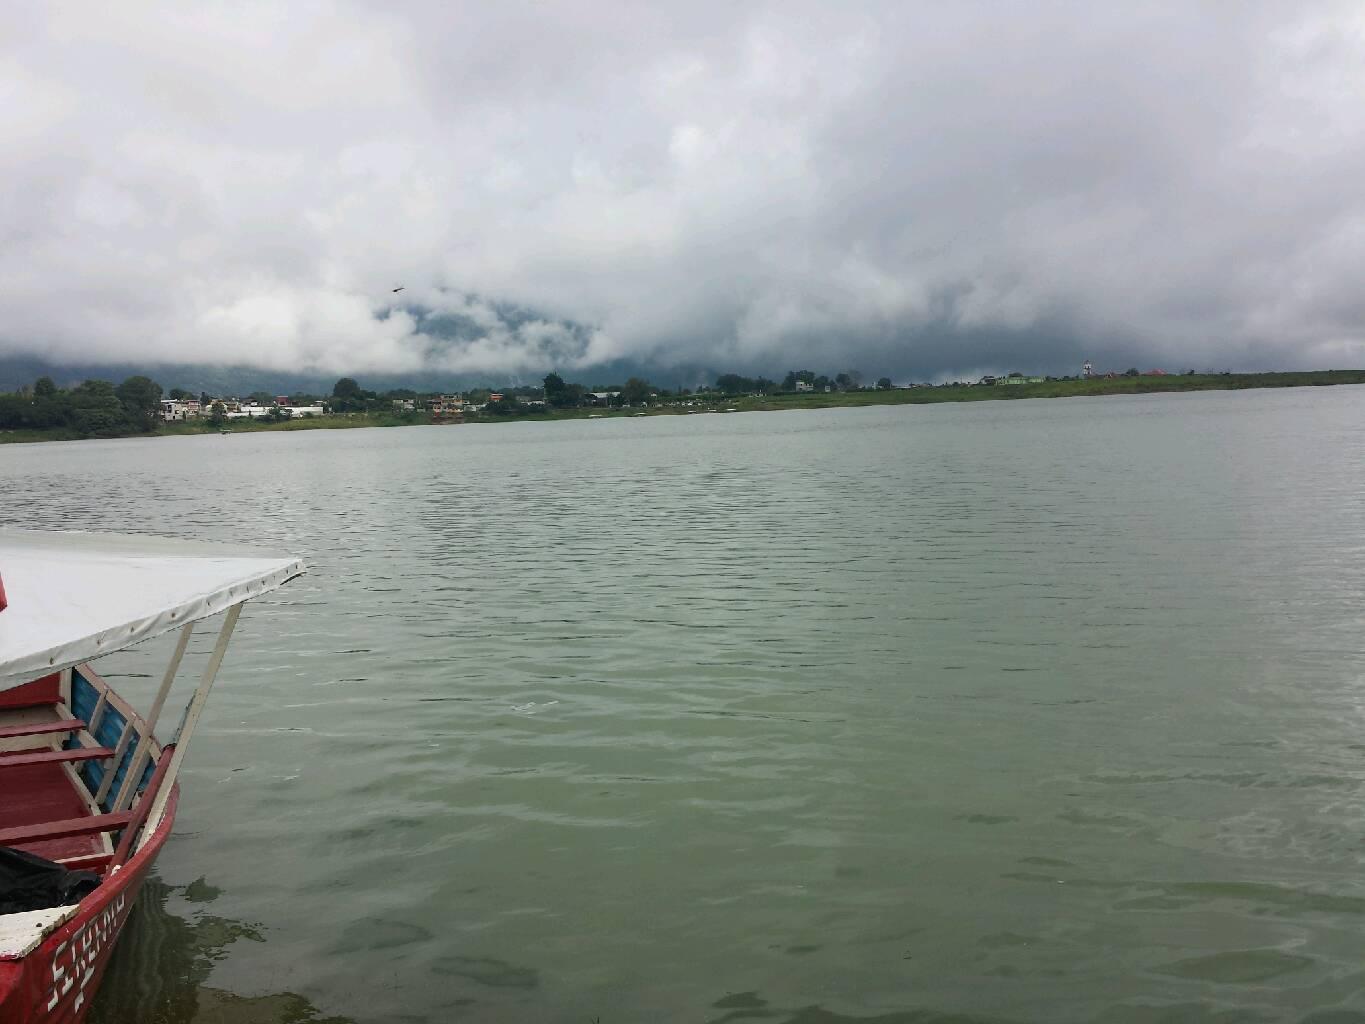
[0,846,99,914]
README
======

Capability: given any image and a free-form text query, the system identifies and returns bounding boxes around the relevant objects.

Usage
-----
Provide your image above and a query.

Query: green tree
[877,377,892,390]
[168,387,191,401]
[0,395,28,429]
[621,377,651,406]
[208,401,227,426]
[544,372,583,408]
[116,375,163,432]
[29,379,67,428]
[716,374,761,395]
[1124,367,1140,377]
[331,377,368,412]
[70,380,129,437]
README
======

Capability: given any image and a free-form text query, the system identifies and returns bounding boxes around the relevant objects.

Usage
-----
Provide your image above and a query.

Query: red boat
[0,530,303,1023]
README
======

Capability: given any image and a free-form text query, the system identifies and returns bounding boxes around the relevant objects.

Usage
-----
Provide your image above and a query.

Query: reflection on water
[88,877,352,1024]
[5,388,1365,1022]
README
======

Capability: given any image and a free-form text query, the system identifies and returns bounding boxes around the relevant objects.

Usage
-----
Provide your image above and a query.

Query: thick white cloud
[4,1,1365,379]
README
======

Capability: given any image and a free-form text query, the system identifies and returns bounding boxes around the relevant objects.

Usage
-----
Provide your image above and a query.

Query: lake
[4,386,1365,1023]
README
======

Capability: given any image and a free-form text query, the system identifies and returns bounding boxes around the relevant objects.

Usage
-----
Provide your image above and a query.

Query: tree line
[1,364,899,439]
[0,375,164,437]
[538,369,893,405]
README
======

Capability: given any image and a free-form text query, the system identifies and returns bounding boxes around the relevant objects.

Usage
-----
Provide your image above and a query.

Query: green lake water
[4,386,1365,1023]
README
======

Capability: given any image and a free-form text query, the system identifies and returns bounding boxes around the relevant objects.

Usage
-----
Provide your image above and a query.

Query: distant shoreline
[3,370,1363,444]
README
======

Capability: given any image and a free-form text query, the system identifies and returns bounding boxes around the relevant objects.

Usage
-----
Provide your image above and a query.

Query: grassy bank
[157,412,429,436]
[480,370,1365,422]
[716,369,1365,412]
[3,371,1363,442]
[0,412,432,443]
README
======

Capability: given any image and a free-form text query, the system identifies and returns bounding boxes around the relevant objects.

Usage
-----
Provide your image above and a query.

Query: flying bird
[392,286,405,293]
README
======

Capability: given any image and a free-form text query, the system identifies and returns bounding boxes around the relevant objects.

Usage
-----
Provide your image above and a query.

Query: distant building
[1083,361,1093,378]
[225,404,276,419]
[795,381,813,392]
[429,395,465,422]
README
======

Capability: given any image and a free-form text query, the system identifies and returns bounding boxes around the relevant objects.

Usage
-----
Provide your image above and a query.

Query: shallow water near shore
[5,386,1365,1023]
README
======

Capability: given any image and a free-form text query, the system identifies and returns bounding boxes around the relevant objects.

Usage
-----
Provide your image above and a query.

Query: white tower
[1083,361,1092,379]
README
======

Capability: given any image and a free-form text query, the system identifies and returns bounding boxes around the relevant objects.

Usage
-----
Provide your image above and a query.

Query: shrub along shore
[2,369,1363,443]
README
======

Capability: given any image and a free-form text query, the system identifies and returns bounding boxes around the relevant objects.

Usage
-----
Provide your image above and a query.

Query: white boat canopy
[0,529,304,691]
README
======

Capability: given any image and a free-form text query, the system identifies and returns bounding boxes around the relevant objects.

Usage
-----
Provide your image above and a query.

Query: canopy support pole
[109,621,194,811]
[138,605,241,845]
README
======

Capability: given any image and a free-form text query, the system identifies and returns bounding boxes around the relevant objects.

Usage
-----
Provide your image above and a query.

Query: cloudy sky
[4,2,1365,382]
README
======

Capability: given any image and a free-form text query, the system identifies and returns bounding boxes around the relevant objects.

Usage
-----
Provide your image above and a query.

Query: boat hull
[0,787,177,1024]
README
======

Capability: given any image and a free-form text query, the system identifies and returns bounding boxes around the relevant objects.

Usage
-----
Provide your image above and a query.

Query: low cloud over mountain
[5,3,1365,380]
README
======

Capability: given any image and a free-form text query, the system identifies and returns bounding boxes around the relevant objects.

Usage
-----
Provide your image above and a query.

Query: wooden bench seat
[54,853,114,873]
[0,811,133,846]
[0,698,62,713]
[0,718,86,741]
[0,746,114,769]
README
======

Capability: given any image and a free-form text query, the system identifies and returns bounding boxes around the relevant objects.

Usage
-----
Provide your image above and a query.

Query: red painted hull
[0,787,177,1024]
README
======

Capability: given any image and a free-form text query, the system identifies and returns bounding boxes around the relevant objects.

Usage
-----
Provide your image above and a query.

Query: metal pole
[108,621,194,810]
[138,604,241,844]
